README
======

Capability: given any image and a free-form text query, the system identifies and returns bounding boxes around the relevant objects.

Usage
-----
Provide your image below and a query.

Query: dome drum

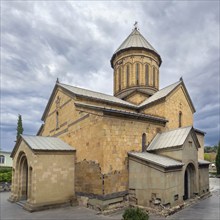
[111,28,161,101]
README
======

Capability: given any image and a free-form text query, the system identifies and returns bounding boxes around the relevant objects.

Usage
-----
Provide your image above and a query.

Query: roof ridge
[58,82,118,99]
[159,80,181,91]
[57,82,137,108]
[22,134,58,139]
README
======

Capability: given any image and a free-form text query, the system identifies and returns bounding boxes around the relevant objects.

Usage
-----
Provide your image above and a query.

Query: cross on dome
[134,21,139,30]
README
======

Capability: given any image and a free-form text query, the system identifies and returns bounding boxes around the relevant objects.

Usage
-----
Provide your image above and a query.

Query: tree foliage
[0,168,12,182]
[204,152,216,162]
[16,114,24,141]
[215,141,220,175]
[204,145,218,153]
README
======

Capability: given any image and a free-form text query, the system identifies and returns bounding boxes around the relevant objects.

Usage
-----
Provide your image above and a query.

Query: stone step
[16,200,26,207]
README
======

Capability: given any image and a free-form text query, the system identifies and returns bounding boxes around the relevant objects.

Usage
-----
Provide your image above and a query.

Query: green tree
[16,114,24,141]
[215,141,220,175]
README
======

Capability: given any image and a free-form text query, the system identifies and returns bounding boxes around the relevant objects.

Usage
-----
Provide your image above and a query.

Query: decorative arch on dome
[144,63,149,86]
[126,63,132,88]
[134,62,142,86]
[152,66,156,87]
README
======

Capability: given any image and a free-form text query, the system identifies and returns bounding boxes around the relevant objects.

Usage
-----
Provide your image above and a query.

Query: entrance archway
[184,163,196,200]
[17,152,29,201]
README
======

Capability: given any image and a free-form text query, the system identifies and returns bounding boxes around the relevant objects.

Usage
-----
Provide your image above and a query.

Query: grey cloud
[1,1,219,151]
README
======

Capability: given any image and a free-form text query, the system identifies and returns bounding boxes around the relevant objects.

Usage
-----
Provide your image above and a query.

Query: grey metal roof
[139,81,181,108]
[128,152,184,168]
[58,83,137,108]
[113,29,159,56]
[198,159,210,165]
[21,135,75,151]
[147,126,192,151]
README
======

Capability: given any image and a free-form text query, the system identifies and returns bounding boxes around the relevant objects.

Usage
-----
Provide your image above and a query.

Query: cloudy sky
[1,1,219,151]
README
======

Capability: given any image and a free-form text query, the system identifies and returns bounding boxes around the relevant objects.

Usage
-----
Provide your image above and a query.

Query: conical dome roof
[111,28,162,67]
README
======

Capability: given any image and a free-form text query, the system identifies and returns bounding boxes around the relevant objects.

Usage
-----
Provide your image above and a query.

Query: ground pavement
[0,178,219,220]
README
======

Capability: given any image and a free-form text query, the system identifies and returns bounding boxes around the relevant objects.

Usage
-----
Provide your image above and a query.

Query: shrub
[0,167,12,183]
[123,207,149,220]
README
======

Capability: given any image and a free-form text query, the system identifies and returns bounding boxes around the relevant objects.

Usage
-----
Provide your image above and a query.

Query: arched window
[145,64,149,86]
[56,111,59,129]
[118,68,121,90]
[142,133,147,152]
[179,111,182,127]
[153,67,156,87]
[0,155,5,164]
[126,65,130,87]
[136,63,140,85]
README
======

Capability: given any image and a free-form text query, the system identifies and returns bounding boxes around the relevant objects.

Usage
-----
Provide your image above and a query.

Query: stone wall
[10,140,75,211]
[129,157,183,207]
[142,85,194,130]
[196,132,205,160]
[75,160,103,196]
[198,167,209,195]
[41,87,166,200]
[125,92,149,105]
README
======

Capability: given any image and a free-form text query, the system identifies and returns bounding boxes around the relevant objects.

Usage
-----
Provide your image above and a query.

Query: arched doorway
[17,152,29,201]
[184,163,196,200]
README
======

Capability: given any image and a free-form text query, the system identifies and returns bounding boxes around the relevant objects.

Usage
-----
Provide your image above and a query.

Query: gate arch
[16,151,29,201]
[184,162,196,200]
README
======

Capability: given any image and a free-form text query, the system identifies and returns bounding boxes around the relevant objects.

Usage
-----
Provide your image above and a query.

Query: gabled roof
[11,135,75,158]
[41,82,137,121]
[138,79,196,113]
[128,152,184,168]
[198,159,210,165]
[147,126,194,151]
[41,79,195,122]
[111,28,162,67]
[59,83,136,108]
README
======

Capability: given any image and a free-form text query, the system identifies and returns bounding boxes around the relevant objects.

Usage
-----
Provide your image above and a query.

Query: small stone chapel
[9,26,210,212]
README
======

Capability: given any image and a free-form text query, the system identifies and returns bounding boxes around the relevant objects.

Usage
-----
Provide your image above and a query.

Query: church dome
[111,26,162,103]
[110,28,162,68]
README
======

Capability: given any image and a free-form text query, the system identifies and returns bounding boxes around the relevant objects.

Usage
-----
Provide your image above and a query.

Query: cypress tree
[16,114,24,141]
[215,141,220,175]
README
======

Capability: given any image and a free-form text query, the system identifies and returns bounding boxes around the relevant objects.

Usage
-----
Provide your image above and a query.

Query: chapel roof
[21,135,75,151]
[42,79,195,121]
[198,159,211,165]
[110,28,162,67]
[11,135,75,157]
[128,151,184,168]
[59,82,137,108]
[147,126,199,151]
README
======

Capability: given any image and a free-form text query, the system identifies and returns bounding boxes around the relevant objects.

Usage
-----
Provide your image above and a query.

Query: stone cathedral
[9,26,210,212]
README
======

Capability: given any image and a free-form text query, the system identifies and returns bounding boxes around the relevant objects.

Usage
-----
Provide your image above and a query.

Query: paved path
[0,178,219,220]
[0,192,121,220]
[168,178,220,220]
